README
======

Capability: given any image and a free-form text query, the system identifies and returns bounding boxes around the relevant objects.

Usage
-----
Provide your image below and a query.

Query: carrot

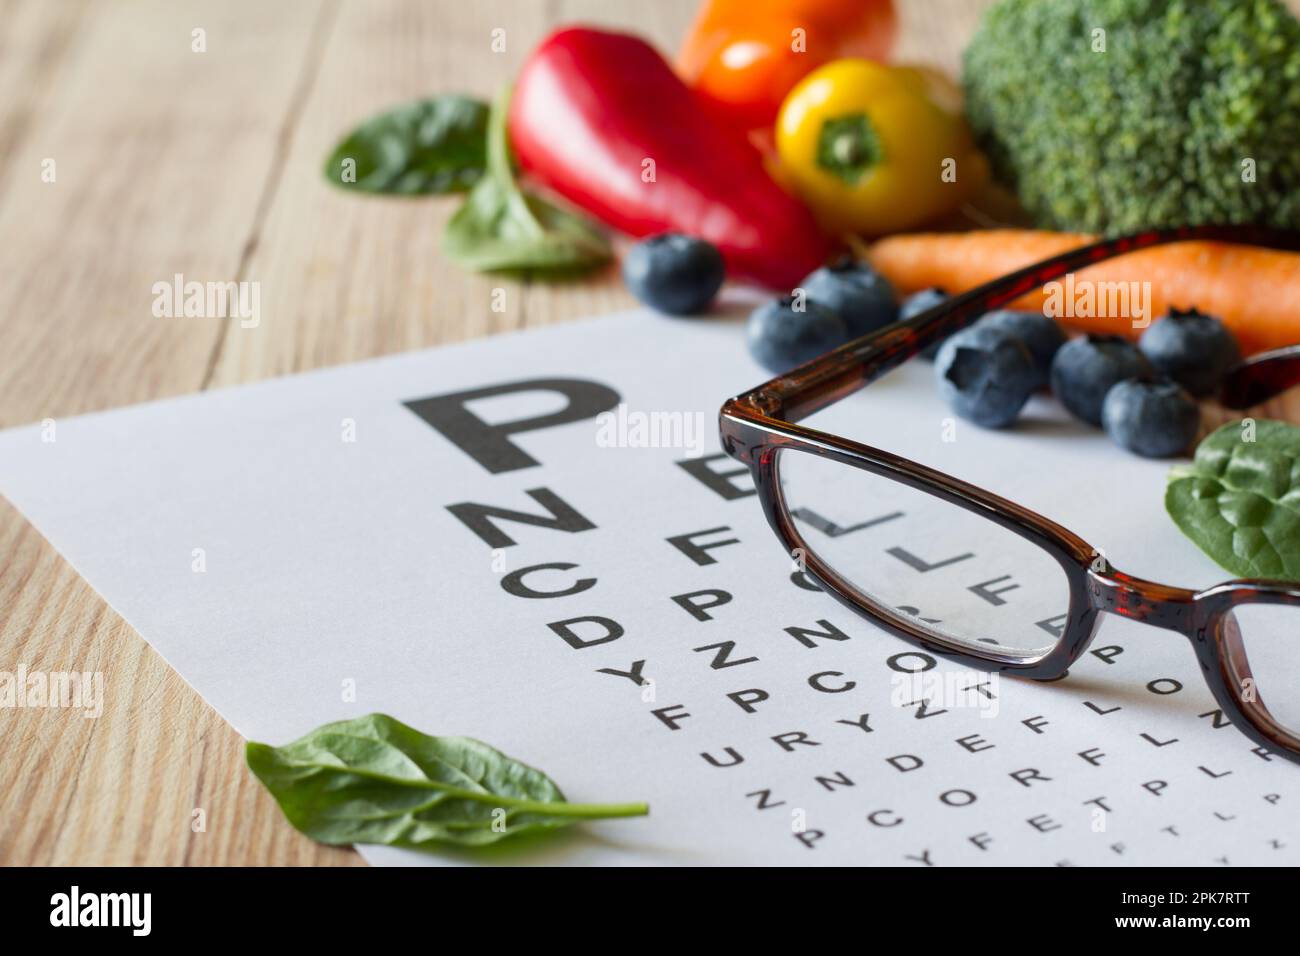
[865,229,1300,356]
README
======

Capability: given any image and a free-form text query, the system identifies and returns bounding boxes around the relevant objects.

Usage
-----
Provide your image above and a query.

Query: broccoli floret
[963,0,1300,233]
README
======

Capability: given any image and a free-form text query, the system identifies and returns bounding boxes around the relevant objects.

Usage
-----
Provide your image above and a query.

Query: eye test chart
[1,310,1296,867]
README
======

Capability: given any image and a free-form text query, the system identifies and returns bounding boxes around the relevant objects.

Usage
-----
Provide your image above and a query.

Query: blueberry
[1049,335,1151,426]
[1138,308,1240,396]
[975,310,1065,388]
[622,233,725,315]
[800,257,898,338]
[934,325,1038,428]
[1101,378,1200,458]
[899,287,950,360]
[746,296,849,374]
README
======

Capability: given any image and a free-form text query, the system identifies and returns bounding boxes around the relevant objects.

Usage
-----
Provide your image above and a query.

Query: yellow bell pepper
[775,59,988,236]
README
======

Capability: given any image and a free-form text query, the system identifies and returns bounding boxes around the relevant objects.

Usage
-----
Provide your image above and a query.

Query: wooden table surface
[2,0,1297,866]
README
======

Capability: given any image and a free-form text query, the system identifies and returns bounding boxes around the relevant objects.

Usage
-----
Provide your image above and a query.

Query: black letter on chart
[1036,614,1070,637]
[596,660,648,687]
[666,527,741,565]
[675,454,756,500]
[728,689,769,713]
[404,378,620,474]
[1198,708,1231,729]
[501,562,596,598]
[1009,767,1052,788]
[796,831,825,850]
[547,616,623,649]
[447,487,595,548]
[652,705,692,730]
[672,589,733,621]
[694,641,759,670]
[815,771,855,792]
[792,508,902,537]
[968,575,1020,606]
[702,748,745,768]
[809,671,855,693]
[886,547,973,572]
[746,789,785,810]
[785,619,851,648]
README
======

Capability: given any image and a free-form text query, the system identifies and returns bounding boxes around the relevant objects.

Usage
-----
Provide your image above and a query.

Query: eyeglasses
[720,224,1300,764]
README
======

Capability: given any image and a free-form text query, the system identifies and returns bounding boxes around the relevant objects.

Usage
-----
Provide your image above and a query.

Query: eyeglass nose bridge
[1085,566,1201,634]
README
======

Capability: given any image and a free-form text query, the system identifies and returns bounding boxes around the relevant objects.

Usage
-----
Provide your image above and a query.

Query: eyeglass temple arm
[737,224,1300,424]
[1219,345,1300,410]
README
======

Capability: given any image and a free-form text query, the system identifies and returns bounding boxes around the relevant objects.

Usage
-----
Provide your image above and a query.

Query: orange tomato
[679,0,897,130]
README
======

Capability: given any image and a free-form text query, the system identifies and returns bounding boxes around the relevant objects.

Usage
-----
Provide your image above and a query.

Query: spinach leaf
[443,87,611,274]
[246,713,648,850]
[1166,419,1300,581]
[324,96,489,195]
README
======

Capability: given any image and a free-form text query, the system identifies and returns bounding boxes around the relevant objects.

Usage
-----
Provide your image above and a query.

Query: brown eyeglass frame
[720,224,1300,765]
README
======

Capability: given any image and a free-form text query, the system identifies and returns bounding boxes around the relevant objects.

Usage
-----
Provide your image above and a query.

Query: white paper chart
[1,310,1296,866]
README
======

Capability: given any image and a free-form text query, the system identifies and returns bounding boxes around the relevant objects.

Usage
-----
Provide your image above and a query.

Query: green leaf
[246,713,648,850]
[324,96,489,195]
[1166,419,1300,581]
[444,176,612,272]
[443,86,611,275]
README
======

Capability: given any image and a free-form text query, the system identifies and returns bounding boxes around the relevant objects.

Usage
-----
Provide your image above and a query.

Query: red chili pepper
[508,27,838,289]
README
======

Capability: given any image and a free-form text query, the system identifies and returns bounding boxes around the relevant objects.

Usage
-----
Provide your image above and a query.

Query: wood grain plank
[208,0,558,386]
[0,0,358,866]
[0,0,329,423]
[0,0,92,192]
